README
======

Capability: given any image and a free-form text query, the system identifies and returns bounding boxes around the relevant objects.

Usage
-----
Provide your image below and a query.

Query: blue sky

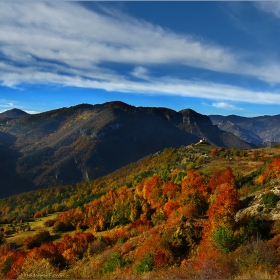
[1,1,280,116]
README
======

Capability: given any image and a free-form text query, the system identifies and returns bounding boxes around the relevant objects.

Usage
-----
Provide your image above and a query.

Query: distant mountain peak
[103,100,135,109]
[0,108,29,119]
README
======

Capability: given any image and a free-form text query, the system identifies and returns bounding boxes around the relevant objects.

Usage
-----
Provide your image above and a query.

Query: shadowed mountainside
[0,101,254,197]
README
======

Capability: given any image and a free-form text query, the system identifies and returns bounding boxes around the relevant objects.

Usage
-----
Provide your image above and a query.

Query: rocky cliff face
[179,109,254,149]
[236,181,280,222]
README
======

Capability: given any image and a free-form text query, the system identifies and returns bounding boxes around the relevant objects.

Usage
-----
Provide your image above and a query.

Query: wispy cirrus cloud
[255,1,280,18]
[0,101,15,109]
[0,100,16,113]
[0,2,237,77]
[0,1,280,106]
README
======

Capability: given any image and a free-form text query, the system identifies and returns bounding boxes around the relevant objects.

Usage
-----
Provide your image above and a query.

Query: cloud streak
[212,102,243,111]
[255,2,280,19]
[0,1,280,105]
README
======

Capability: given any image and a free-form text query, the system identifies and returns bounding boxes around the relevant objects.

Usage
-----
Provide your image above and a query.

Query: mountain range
[0,102,258,198]
[209,114,280,146]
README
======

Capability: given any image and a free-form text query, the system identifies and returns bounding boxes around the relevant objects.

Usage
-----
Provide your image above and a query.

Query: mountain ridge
[209,113,280,146]
[0,101,255,197]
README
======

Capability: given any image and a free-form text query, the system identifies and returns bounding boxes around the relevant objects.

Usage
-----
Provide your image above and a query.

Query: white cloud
[131,66,149,79]
[0,2,237,72]
[0,101,16,109]
[212,102,243,111]
[0,1,280,105]
[25,110,39,115]
[0,101,16,113]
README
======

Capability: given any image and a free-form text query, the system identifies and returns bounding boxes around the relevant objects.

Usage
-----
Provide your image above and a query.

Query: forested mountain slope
[0,101,254,197]
[1,144,280,278]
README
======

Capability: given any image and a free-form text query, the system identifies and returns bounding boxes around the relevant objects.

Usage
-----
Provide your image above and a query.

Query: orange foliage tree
[208,167,236,193]
[164,201,180,219]
[142,175,165,209]
[135,230,173,269]
[196,167,239,275]
[162,181,181,200]
[181,170,209,215]
[256,156,280,184]
[3,251,26,279]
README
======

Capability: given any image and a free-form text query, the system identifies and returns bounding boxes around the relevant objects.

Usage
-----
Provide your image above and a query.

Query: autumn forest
[1,142,280,279]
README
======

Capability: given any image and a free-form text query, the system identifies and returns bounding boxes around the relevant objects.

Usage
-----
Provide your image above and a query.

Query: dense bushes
[261,191,279,208]
[234,238,280,276]
[52,221,67,232]
[134,253,155,273]
[24,230,50,249]
[43,219,56,227]
[0,231,5,245]
[101,252,126,275]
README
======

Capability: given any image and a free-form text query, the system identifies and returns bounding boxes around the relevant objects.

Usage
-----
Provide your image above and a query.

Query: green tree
[212,226,236,253]
[135,253,155,273]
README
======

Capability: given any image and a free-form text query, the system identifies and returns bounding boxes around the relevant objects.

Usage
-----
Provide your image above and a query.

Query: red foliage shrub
[154,250,168,268]
[194,237,237,278]
[3,251,26,279]
[135,231,173,266]
[162,182,180,200]
[99,226,129,246]
[208,167,236,193]
[61,233,95,258]
[207,183,239,228]
[256,156,280,184]
[142,175,165,209]
[34,242,66,267]
[128,219,153,236]
[33,211,43,219]
[177,204,198,219]
[164,201,180,219]
[210,148,218,157]
[181,170,209,214]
